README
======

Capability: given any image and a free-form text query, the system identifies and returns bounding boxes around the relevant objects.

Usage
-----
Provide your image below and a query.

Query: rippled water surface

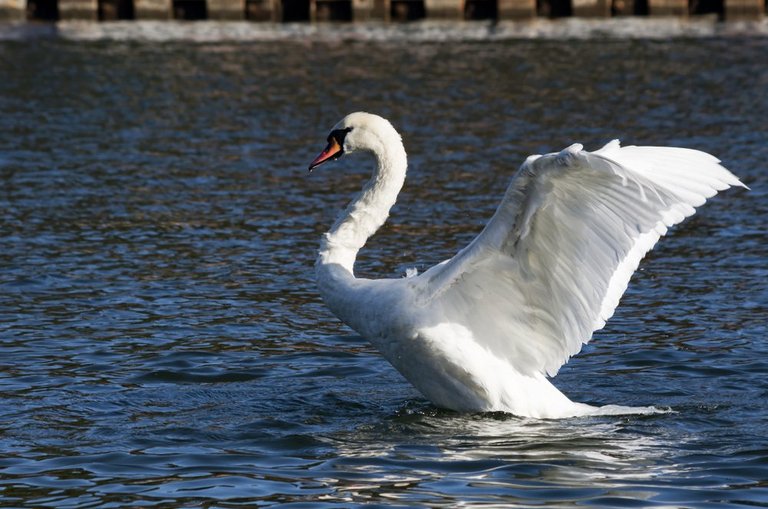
[1,24,767,507]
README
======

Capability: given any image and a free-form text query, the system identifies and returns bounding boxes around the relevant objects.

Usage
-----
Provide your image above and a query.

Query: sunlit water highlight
[0,22,766,507]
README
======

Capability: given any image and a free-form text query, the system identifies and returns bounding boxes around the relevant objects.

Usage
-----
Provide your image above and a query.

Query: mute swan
[309,112,745,419]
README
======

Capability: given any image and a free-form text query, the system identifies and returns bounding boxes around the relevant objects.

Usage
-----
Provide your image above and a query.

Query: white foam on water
[1,18,767,42]
[586,404,675,417]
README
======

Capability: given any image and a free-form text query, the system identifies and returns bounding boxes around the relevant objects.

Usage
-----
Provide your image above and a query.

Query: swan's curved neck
[317,138,407,275]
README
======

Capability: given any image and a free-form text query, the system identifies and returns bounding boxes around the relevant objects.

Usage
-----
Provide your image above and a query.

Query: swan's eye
[328,127,353,145]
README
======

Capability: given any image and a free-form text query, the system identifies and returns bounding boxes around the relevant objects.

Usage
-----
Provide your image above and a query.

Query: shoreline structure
[0,0,764,23]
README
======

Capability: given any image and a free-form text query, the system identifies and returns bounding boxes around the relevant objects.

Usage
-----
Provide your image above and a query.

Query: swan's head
[308,112,400,172]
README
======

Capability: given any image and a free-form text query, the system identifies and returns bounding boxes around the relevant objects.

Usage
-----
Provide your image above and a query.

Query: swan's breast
[374,321,497,412]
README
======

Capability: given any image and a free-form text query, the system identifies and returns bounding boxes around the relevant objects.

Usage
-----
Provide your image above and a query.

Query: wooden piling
[424,0,461,18]
[572,0,610,16]
[313,0,353,20]
[134,0,171,18]
[648,0,687,15]
[725,0,764,18]
[98,0,135,19]
[2,0,766,25]
[610,0,645,15]
[350,0,375,19]
[209,0,244,18]
[59,0,97,18]
[498,0,536,18]
[390,0,426,20]
[0,0,24,19]
[245,0,275,19]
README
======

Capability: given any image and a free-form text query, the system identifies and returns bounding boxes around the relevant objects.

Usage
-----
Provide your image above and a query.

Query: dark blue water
[0,23,766,507]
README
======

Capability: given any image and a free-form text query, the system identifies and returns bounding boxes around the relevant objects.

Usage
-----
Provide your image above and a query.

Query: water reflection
[314,408,686,505]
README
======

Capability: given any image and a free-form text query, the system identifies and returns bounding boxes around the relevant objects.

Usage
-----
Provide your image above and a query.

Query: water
[1,22,767,507]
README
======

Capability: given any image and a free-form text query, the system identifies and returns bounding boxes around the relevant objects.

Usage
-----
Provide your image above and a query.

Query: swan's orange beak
[308,137,343,172]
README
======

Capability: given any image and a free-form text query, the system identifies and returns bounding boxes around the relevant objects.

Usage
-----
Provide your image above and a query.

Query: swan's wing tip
[735,179,750,191]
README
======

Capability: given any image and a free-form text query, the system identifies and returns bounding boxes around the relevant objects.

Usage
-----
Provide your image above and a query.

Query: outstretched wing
[410,140,744,377]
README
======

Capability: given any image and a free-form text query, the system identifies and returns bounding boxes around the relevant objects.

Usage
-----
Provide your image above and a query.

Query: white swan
[309,112,745,419]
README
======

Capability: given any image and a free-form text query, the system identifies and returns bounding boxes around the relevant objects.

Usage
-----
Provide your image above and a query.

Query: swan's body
[309,112,745,419]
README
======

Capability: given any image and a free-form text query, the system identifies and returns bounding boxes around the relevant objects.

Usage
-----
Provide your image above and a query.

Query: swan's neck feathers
[318,136,407,275]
